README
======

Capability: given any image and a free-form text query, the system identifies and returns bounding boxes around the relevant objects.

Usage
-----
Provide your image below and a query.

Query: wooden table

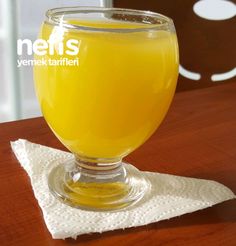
[0,83,236,246]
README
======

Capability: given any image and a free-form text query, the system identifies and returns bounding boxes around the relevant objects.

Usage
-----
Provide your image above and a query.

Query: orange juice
[34,20,179,159]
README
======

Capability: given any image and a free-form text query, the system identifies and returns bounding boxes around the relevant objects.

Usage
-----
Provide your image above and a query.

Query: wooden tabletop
[0,82,236,246]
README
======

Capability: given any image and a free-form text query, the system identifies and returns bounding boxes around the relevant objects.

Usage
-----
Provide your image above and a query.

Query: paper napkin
[11,139,235,239]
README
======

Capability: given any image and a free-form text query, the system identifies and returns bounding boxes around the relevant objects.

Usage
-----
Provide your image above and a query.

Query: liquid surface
[34,19,179,159]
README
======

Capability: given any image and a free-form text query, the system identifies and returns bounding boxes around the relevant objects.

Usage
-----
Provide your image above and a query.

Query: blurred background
[0,0,111,122]
[0,0,235,123]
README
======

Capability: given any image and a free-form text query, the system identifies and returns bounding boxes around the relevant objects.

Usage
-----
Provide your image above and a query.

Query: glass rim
[45,6,174,32]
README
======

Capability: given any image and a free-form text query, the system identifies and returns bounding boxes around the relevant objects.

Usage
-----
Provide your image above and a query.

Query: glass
[34,7,179,211]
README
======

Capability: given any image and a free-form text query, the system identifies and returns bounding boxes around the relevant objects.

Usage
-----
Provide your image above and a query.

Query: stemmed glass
[34,7,179,210]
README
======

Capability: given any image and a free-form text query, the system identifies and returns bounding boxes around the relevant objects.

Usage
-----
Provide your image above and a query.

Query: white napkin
[11,139,235,240]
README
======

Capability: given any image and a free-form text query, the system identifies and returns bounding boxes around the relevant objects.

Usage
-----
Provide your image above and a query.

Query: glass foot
[48,158,151,211]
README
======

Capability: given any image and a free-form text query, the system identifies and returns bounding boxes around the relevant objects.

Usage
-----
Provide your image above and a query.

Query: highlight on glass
[33,7,179,211]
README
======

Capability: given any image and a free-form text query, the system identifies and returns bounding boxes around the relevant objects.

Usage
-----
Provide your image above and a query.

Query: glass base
[48,158,151,211]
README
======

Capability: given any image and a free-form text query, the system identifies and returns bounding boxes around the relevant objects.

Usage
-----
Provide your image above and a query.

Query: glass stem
[73,155,126,183]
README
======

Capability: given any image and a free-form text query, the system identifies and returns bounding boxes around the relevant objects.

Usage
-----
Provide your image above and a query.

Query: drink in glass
[34,7,179,210]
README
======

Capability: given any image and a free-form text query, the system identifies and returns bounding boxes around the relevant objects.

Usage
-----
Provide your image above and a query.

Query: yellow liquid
[65,181,129,209]
[34,20,179,159]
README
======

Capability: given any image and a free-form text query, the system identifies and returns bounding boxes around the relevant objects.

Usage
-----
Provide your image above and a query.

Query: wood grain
[0,83,236,245]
